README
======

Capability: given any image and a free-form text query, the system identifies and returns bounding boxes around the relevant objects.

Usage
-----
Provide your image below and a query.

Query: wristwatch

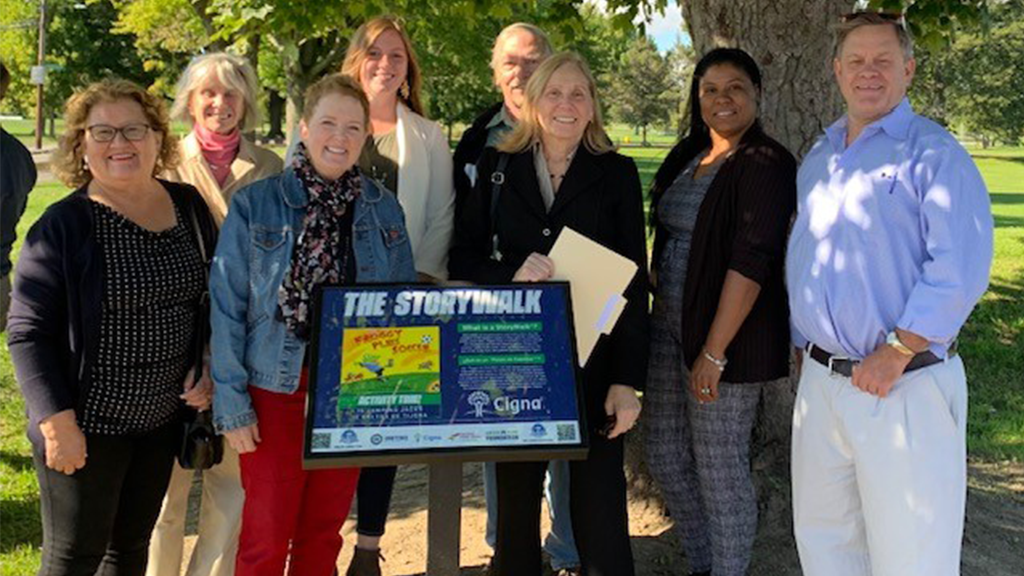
[886,331,916,357]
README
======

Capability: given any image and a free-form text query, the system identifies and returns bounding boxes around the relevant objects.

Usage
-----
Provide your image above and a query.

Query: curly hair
[53,78,179,188]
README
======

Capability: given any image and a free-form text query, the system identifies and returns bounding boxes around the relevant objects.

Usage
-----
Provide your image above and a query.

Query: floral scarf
[277,142,361,339]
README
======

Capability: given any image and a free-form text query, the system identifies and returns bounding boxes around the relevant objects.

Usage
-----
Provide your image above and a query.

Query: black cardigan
[652,125,796,383]
[449,145,650,418]
[7,180,218,447]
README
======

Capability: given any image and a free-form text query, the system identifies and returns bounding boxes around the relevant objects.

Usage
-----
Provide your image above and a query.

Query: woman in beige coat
[146,52,282,576]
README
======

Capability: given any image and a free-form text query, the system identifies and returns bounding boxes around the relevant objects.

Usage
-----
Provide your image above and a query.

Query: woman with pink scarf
[146,52,282,576]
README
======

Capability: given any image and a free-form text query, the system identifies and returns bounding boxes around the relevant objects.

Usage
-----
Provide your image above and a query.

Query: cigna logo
[494,396,543,415]
[468,390,490,417]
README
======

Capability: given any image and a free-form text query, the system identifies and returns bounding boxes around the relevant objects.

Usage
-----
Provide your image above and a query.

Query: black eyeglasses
[86,123,153,143]
[839,11,906,26]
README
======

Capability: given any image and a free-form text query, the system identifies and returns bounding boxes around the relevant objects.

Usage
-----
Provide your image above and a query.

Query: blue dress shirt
[786,99,993,360]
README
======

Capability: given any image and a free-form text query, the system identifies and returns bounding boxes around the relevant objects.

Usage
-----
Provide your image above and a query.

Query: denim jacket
[210,168,416,432]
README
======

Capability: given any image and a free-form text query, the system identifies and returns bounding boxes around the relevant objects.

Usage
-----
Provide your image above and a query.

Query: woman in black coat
[643,48,797,576]
[449,51,649,576]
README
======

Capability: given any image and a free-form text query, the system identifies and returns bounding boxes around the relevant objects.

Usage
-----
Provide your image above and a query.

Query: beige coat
[166,132,283,226]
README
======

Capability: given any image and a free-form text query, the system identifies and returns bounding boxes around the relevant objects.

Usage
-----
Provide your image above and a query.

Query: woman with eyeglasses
[7,79,217,576]
[643,48,796,576]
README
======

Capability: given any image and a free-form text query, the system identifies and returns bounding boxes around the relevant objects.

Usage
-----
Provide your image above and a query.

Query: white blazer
[393,104,454,280]
[286,105,454,279]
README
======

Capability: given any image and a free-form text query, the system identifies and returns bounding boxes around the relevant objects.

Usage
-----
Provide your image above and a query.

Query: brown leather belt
[805,342,956,378]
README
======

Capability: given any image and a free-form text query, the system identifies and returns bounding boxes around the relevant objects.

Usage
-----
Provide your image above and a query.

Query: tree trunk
[682,0,853,157]
[642,124,648,146]
[624,0,854,563]
[266,90,285,142]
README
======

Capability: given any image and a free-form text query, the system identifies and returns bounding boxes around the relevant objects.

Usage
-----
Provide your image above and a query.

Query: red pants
[236,373,360,576]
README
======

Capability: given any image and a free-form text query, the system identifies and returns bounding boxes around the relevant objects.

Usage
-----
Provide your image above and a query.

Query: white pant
[792,352,968,576]
[146,443,244,576]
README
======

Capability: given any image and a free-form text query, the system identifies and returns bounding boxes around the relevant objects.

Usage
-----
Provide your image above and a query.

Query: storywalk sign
[304,283,587,468]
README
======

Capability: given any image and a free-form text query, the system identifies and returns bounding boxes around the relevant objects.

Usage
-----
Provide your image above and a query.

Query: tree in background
[0,0,40,115]
[608,36,678,145]
[943,2,1024,146]
[0,0,154,127]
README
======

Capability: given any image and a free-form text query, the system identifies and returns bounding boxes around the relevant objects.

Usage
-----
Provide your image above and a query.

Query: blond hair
[171,52,260,131]
[53,79,178,189]
[341,16,424,116]
[834,12,914,60]
[302,74,370,127]
[498,52,613,155]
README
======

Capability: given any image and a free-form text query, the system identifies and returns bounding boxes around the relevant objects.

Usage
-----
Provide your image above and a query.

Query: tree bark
[624,0,855,562]
[682,0,853,157]
[266,89,285,142]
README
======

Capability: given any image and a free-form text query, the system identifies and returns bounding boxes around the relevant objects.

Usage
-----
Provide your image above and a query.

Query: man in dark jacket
[452,23,589,576]
[452,23,552,213]
[1,61,37,332]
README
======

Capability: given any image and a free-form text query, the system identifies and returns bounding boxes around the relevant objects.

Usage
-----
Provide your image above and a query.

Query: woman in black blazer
[449,51,649,576]
[644,48,796,576]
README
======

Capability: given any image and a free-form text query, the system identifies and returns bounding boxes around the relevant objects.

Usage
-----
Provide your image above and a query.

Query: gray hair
[171,52,260,131]
[834,12,915,61]
[489,23,554,72]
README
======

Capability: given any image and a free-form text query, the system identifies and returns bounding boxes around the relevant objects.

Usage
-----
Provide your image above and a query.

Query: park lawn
[1,152,1022,572]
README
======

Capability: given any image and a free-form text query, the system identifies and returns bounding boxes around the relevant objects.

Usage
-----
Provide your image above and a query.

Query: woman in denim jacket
[209,74,415,575]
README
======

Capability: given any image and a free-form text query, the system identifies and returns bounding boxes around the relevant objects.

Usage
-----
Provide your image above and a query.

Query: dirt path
[177,459,1023,575]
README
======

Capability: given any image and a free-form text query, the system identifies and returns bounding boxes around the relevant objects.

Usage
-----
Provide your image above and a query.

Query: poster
[304,283,587,467]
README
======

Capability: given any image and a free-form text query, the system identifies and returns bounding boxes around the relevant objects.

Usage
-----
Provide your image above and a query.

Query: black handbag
[177,200,223,470]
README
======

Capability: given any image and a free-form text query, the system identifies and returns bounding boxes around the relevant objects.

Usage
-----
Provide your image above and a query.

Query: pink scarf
[193,123,240,188]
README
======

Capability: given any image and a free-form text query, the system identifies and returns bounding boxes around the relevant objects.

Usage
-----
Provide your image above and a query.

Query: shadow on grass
[991,193,1024,206]
[975,155,1024,166]
[0,450,33,473]
[0,496,41,553]
[961,271,1024,461]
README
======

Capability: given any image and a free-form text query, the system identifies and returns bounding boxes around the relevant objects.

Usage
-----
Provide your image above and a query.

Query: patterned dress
[643,153,765,576]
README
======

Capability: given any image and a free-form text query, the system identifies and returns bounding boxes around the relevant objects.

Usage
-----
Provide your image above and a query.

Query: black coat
[449,145,650,420]
[452,102,504,218]
[7,181,218,447]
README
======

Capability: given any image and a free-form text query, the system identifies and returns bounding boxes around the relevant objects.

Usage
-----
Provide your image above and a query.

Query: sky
[641,1,687,52]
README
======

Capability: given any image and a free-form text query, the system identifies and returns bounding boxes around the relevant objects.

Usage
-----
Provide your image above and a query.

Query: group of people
[4,10,992,576]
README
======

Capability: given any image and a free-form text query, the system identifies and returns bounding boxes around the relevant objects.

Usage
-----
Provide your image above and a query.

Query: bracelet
[702,348,728,372]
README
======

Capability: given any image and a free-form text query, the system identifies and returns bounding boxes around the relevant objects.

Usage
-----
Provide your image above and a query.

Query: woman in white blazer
[338,15,454,576]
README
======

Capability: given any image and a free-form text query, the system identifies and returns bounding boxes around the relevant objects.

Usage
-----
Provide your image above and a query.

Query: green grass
[1,149,1022,572]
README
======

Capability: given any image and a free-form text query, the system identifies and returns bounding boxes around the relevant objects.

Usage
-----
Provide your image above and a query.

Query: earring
[400,81,410,100]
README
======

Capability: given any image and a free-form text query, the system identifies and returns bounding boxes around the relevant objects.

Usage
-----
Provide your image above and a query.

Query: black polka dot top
[79,197,206,435]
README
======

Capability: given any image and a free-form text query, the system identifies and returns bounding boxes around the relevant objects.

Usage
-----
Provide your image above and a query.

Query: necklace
[545,148,575,183]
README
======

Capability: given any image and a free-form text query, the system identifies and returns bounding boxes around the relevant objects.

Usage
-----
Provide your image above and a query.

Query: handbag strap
[488,153,510,261]
[185,199,210,388]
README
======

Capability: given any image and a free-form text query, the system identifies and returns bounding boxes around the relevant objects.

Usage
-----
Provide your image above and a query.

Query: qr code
[557,424,576,442]
[311,432,331,449]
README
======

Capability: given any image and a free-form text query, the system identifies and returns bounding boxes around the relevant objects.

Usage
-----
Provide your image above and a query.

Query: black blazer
[449,145,650,417]
[652,125,796,382]
[7,180,218,447]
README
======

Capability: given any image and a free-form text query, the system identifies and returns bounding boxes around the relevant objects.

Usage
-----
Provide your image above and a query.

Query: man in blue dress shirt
[786,12,993,576]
